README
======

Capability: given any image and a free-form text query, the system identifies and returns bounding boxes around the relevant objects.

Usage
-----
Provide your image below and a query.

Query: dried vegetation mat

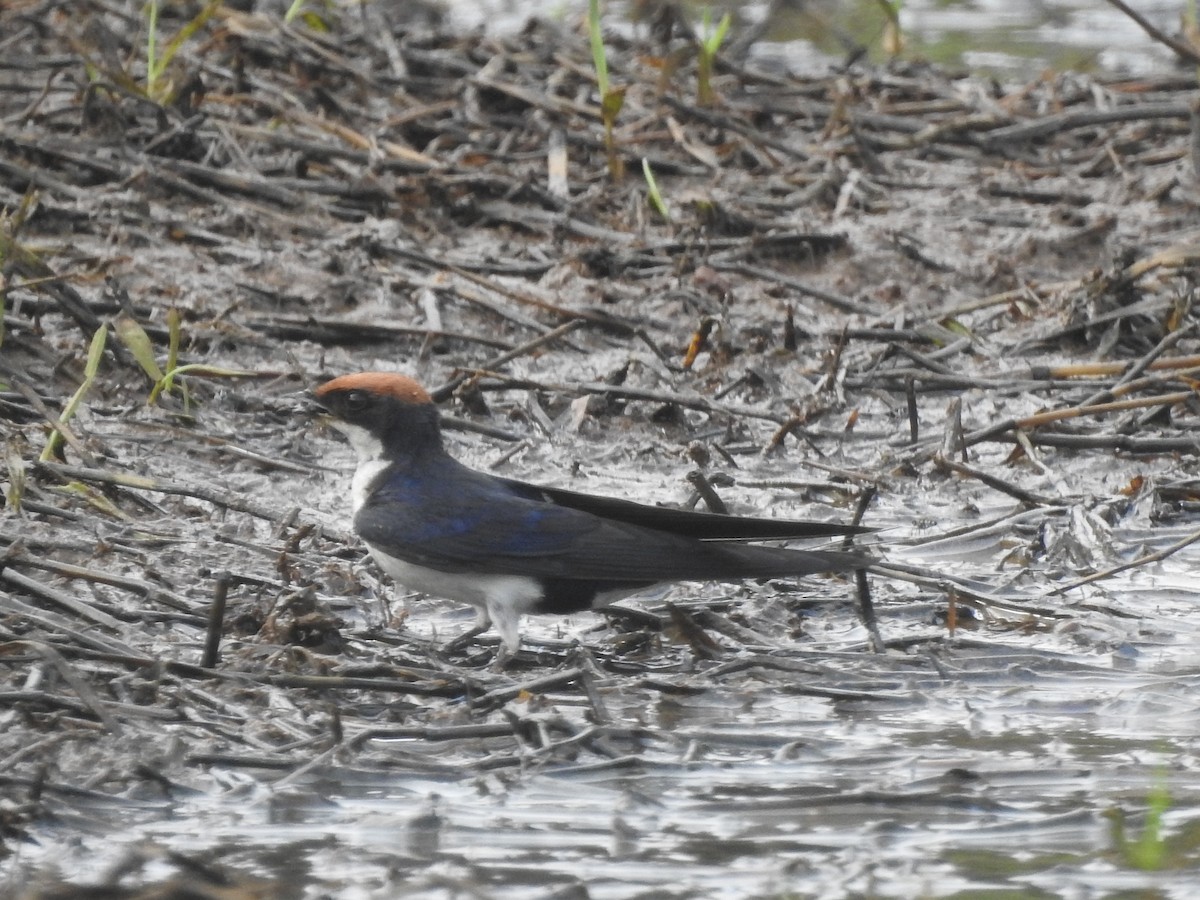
[2,0,1200,892]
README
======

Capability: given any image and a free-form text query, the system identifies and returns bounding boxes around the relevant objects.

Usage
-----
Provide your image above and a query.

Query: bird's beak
[300,389,324,415]
[302,389,340,434]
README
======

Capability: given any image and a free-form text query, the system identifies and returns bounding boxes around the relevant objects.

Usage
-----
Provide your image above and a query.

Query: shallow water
[17,630,1200,897]
[11,430,1200,897]
[445,0,1182,77]
[11,444,1200,896]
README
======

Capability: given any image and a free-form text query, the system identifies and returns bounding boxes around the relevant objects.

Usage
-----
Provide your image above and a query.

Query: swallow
[313,372,869,653]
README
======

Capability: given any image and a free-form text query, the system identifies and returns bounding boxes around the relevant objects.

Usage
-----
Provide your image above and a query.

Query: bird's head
[313,372,442,464]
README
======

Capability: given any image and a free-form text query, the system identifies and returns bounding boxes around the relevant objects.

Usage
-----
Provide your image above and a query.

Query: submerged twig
[1050,525,1200,595]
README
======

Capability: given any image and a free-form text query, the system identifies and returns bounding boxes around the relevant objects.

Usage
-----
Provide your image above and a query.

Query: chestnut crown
[314,372,441,458]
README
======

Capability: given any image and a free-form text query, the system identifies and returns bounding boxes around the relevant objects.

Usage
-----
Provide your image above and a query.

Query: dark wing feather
[355,459,864,582]
[495,475,871,541]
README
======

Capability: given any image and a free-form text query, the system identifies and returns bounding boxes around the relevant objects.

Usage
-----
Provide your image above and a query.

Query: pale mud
[2,3,1200,897]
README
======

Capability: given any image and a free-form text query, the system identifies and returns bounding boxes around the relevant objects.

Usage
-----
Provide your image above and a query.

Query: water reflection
[444,0,1180,77]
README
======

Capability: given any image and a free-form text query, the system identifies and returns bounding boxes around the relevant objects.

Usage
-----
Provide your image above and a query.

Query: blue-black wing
[354,458,863,582]
[494,475,871,541]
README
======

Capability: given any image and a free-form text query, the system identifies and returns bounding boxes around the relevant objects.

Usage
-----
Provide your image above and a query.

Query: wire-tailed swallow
[313,372,869,653]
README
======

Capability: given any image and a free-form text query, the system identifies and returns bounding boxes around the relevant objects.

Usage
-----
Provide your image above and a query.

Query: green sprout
[148,364,255,410]
[1127,782,1171,870]
[41,324,107,463]
[641,158,670,222]
[115,315,165,385]
[146,0,160,92]
[696,8,732,107]
[589,0,609,113]
[1107,779,1172,871]
[283,0,332,30]
[874,0,905,57]
[589,0,626,180]
[143,0,222,102]
[115,310,252,409]
[166,307,181,375]
[5,441,25,514]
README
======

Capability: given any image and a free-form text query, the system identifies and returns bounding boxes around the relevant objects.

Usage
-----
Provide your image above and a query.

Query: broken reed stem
[934,453,1055,506]
[1036,359,1164,378]
[855,568,882,654]
[1077,322,1200,407]
[945,389,1198,456]
[686,469,729,514]
[906,376,918,442]
[202,571,231,667]
[1014,391,1194,429]
[848,485,877,536]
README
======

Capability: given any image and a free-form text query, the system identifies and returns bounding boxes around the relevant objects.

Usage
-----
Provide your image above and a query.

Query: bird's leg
[486,598,523,657]
[486,598,524,671]
[489,642,514,673]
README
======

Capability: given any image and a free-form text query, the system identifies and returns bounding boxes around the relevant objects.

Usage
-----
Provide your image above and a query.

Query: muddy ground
[3,2,1200,897]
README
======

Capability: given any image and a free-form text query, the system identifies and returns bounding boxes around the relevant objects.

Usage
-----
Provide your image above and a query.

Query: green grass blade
[166,307,181,374]
[41,324,107,462]
[115,316,165,382]
[1129,783,1171,870]
[159,0,223,75]
[56,480,131,521]
[642,158,670,221]
[588,0,609,98]
[145,0,160,92]
[149,363,257,405]
[5,441,25,514]
[708,12,732,55]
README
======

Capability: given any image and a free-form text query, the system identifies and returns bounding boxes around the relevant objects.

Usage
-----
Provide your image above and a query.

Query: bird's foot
[489,643,515,673]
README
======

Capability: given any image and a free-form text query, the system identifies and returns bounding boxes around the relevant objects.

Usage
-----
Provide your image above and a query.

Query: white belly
[365,542,542,651]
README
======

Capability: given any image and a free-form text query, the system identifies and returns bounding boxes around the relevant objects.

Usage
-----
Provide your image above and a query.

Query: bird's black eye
[344,390,370,413]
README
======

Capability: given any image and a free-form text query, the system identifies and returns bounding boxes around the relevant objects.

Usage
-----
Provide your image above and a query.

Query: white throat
[332,421,390,515]
[334,421,385,464]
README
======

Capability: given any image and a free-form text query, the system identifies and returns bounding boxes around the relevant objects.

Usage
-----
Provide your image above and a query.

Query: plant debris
[3,2,1200,895]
